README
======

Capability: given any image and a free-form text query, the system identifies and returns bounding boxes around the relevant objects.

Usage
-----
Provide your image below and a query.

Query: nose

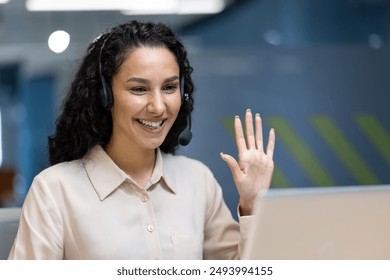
[147,91,165,115]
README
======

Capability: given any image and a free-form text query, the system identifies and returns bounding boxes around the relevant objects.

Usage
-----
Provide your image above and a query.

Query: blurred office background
[0,0,389,216]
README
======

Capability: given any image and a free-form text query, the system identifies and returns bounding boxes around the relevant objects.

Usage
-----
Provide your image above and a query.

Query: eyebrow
[126,75,180,84]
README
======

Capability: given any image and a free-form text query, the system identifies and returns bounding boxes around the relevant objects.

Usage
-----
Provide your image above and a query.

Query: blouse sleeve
[8,175,64,260]
[202,168,254,260]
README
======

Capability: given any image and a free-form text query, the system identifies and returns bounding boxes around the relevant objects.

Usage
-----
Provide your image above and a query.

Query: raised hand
[220,109,275,215]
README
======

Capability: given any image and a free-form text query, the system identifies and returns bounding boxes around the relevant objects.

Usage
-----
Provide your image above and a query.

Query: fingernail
[246,108,251,113]
[235,115,239,119]
[256,113,260,117]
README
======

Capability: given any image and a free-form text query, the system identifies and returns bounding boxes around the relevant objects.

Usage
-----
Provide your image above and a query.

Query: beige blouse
[8,145,252,260]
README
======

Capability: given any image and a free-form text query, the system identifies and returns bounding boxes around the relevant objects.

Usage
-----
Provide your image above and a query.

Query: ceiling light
[179,0,225,14]
[0,0,10,4]
[26,0,226,14]
[122,0,179,14]
[122,0,225,15]
[27,0,136,11]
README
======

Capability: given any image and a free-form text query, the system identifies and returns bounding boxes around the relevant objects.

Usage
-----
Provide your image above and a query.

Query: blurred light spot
[263,29,282,46]
[48,30,70,53]
[368,34,383,49]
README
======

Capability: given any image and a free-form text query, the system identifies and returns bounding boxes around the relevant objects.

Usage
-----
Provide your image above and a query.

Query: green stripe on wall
[355,114,390,167]
[267,117,335,186]
[312,115,379,185]
[271,166,291,188]
[222,117,236,137]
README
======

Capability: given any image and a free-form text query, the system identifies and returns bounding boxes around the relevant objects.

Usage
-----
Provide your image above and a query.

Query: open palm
[221,109,275,215]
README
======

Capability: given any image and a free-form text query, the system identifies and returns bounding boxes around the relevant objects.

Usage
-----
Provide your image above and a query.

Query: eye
[162,84,178,94]
[130,87,147,95]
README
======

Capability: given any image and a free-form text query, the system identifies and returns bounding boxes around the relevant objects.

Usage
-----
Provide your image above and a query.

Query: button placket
[138,188,162,259]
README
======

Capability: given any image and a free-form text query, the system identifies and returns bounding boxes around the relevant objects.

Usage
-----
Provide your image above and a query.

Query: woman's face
[110,46,182,151]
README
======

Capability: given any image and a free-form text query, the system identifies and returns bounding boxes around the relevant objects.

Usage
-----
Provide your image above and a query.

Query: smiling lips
[137,119,165,130]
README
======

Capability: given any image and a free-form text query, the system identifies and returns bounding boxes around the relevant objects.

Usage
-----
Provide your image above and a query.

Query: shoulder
[34,159,85,186]
[22,160,85,211]
[26,159,90,206]
[39,159,84,177]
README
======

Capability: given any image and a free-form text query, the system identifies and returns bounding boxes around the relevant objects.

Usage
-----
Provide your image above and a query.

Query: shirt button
[141,195,148,202]
[147,225,154,232]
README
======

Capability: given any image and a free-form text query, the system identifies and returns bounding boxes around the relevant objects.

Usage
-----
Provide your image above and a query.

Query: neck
[105,138,156,187]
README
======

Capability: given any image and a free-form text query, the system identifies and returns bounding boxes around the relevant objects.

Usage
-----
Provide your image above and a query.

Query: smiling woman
[7,20,275,260]
[107,47,182,184]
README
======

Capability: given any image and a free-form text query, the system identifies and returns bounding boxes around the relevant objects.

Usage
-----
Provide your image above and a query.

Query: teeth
[138,119,163,129]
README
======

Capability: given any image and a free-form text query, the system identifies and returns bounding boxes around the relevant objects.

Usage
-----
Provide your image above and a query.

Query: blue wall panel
[16,75,55,204]
[178,0,390,217]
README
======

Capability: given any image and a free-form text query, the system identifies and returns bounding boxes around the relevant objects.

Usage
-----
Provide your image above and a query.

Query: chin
[141,139,165,150]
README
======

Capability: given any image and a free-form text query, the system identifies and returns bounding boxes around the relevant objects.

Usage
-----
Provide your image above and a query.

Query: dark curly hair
[48,21,194,165]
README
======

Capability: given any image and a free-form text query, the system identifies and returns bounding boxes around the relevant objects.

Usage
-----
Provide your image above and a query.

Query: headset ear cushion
[101,78,113,110]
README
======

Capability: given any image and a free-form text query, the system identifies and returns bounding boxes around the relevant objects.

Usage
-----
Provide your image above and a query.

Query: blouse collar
[83,145,176,201]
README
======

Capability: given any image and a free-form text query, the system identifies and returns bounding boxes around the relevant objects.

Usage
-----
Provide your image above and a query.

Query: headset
[178,78,192,146]
[98,32,192,146]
